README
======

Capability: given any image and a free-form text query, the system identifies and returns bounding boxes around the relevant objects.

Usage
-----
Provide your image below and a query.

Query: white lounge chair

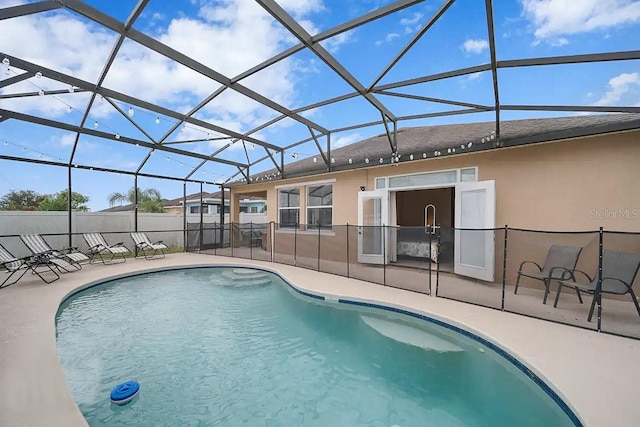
[20,234,89,271]
[1,242,60,287]
[83,233,130,264]
[130,232,168,260]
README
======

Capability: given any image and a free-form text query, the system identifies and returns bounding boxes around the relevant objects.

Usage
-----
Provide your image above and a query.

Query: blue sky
[0,0,639,211]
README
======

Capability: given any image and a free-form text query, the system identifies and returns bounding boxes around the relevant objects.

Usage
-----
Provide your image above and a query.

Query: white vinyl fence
[0,211,266,257]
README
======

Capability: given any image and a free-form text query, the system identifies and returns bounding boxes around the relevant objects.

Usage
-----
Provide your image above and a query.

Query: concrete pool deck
[1,253,638,427]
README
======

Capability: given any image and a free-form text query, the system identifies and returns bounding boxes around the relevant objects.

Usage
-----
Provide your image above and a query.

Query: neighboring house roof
[100,198,172,212]
[100,205,133,213]
[231,113,640,186]
[165,191,266,207]
[99,191,265,212]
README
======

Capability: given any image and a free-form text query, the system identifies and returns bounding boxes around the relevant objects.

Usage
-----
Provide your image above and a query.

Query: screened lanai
[0,0,640,347]
[1,0,639,212]
[4,6,640,427]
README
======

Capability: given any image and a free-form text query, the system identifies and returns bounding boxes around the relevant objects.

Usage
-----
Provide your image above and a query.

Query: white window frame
[278,187,301,229]
[275,177,336,190]
[378,166,478,191]
[306,184,333,230]
[459,166,478,182]
[375,177,387,190]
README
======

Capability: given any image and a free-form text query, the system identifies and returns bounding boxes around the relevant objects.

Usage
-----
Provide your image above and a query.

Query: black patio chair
[553,251,640,322]
[514,244,583,304]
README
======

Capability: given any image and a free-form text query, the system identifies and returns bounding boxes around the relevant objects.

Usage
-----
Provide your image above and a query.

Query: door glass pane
[375,177,386,189]
[460,189,486,267]
[362,198,382,255]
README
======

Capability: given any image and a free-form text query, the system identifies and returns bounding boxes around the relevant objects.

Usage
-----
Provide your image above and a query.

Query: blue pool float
[110,381,140,405]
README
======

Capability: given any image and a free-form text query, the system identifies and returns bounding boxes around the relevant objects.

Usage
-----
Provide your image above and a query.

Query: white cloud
[297,18,320,35]
[375,32,400,46]
[520,0,640,45]
[333,133,362,148]
[400,12,423,26]
[0,0,327,139]
[0,0,26,8]
[467,72,483,81]
[461,39,489,54]
[593,72,640,105]
[150,12,166,22]
[549,37,569,46]
[58,133,77,147]
[320,30,355,53]
[276,0,324,18]
[299,107,319,118]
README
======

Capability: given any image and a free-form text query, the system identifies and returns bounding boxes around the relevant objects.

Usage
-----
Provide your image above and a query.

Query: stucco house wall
[229,130,640,286]
[232,130,639,232]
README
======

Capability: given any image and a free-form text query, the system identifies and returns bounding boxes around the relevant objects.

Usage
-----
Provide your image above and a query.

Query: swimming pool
[56,267,580,426]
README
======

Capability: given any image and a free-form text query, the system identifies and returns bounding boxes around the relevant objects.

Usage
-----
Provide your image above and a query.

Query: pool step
[221,269,272,286]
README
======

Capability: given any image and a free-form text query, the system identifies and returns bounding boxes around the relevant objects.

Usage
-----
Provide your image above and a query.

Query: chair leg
[575,288,583,304]
[30,264,60,284]
[102,251,125,264]
[553,283,563,308]
[630,290,640,321]
[514,272,522,294]
[587,293,598,322]
[89,251,104,265]
[1,267,28,289]
[542,279,550,304]
[145,248,156,260]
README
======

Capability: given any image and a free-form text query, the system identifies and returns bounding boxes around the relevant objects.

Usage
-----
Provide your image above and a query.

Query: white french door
[454,180,496,282]
[357,190,389,264]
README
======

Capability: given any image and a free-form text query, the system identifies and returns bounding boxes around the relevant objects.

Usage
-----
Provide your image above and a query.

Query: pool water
[56,267,578,426]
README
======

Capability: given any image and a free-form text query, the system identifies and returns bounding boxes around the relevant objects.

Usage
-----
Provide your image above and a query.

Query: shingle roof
[234,113,640,186]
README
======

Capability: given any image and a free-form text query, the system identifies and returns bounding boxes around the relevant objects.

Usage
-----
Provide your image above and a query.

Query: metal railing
[1,222,638,340]
[187,222,640,340]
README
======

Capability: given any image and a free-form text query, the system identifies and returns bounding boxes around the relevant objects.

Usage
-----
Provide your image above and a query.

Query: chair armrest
[571,269,592,283]
[59,246,80,254]
[152,240,164,245]
[558,268,592,285]
[36,249,57,256]
[549,266,576,280]
[2,255,30,265]
[598,277,632,293]
[518,260,542,273]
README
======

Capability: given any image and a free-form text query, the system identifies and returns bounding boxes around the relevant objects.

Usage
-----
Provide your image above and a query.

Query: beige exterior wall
[232,130,640,232]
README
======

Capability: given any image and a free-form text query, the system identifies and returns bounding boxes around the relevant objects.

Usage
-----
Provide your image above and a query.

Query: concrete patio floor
[1,252,639,426]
